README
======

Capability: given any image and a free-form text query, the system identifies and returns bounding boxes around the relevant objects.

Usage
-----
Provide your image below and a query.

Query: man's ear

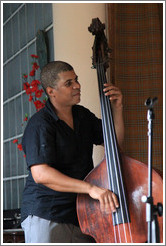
[46,87,56,98]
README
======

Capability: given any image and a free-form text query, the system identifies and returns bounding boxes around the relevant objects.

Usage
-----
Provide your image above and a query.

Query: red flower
[34,100,45,111]
[24,116,28,121]
[13,139,18,144]
[31,86,38,93]
[29,69,35,77]
[23,82,32,95]
[30,80,40,93]
[31,80,40,87]
[23,113,28,121]
[13,54,44,156]
[31,54,39,59]
[29,95,33,101]
[35,89,44,98]
[17,144,23,151]
[26,88,32,95]
[23,82,30,90]
[32,62,39,70]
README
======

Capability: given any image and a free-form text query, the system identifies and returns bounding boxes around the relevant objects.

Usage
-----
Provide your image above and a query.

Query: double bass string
[99,62,130,243]
[99,62,131,243]
[96,62,118,242]
[97,61,133,243]
[99,63,133,243]
[96,63,115,200]
[98,62,127,242]
[96,61,123,242]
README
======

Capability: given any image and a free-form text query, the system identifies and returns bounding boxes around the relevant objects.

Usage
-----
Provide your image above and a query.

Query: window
[3,3,54,209]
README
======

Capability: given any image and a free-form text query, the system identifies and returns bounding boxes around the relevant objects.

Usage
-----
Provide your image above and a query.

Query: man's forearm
[31,163,91,193]
[31,163,119,213]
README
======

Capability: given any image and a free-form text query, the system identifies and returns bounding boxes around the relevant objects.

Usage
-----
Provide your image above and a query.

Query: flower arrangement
[13,54,47,155]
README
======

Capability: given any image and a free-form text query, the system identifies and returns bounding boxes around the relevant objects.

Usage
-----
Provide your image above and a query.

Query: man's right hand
[88,185,119,214]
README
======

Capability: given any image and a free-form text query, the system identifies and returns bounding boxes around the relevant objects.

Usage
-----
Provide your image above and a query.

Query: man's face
[53,70,81,107]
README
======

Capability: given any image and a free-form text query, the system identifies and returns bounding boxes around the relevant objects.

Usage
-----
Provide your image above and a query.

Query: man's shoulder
[74,105,98,120]
[26,106,54,130]
[74,104,92,115]
[28,107,46,123]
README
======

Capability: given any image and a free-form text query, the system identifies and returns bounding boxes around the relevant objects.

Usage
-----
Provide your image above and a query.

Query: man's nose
[73,81,80,89]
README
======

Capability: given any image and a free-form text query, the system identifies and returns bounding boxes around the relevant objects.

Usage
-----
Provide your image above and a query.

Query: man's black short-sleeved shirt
[21,99,103,225]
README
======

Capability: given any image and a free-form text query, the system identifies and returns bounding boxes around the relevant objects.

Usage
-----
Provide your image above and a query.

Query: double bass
[77,18,163,243]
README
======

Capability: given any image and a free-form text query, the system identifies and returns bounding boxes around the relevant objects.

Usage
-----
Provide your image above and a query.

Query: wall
[52,3,106,166]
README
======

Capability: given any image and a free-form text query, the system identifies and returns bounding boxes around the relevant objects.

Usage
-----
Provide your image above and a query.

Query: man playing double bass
[21,61,124,243]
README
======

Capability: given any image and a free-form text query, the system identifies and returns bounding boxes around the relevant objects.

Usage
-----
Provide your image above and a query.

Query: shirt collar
[45,99,80,124]
[45,98,59,121]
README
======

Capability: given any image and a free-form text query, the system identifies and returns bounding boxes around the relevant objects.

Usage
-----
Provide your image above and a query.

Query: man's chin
[73,98,81,105]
